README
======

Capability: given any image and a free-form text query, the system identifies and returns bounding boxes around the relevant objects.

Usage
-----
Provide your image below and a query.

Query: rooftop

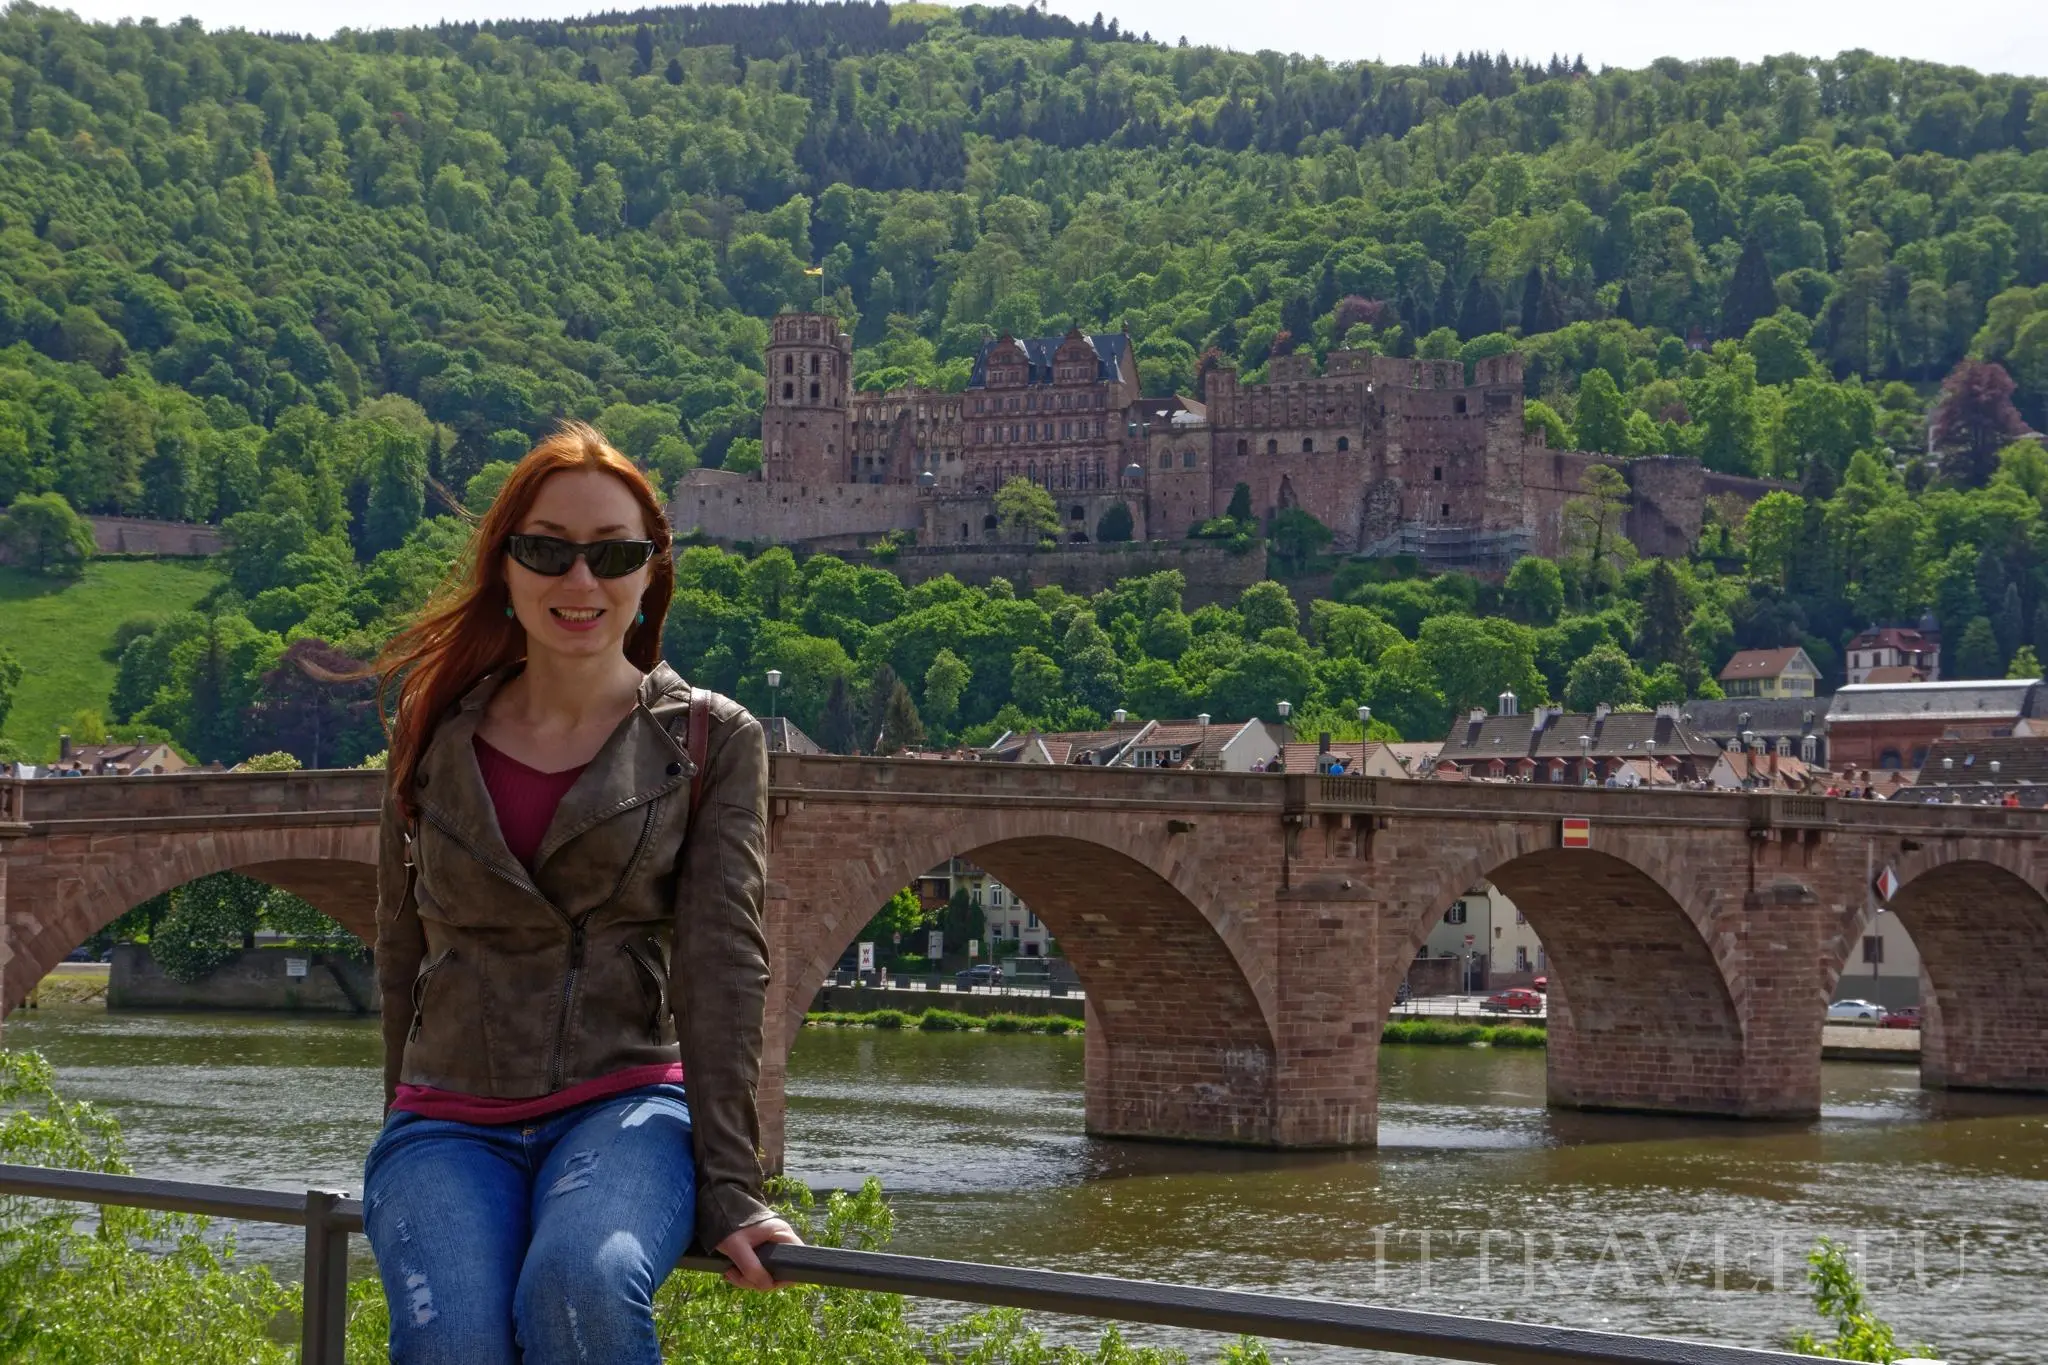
[1717,647,1812,682]
[1825,680,2044,724]
[969,331,1130,388]
[1682,698,1826,734]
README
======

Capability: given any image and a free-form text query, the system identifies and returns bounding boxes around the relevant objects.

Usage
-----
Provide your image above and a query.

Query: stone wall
[108,943,376,1012]
[670,470,923,550]
[810,984,1084,1019]
[87,516,223,557]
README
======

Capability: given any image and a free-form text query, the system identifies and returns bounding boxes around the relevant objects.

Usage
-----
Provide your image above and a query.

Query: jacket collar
[417,662,697,886]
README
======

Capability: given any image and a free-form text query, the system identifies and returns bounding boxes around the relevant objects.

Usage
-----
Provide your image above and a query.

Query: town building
[673,313,1785,574]
[1431,698,1725,784]
[1276,737,1411,776]
[924,857,1053,959]
[1824,680,2046,771]
[1891,734,2048,808]
[45,737,189,777]
[1844,624,1941,685]
[1682,698,1829,768]
[1717,647,1820,699]
[1418,882,1546,992]
[975,715,1285,772]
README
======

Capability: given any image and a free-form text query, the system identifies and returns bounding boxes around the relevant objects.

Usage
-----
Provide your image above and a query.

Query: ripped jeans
[361,1084,697,1365]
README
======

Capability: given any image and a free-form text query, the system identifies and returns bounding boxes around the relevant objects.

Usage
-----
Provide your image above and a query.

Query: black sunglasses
[504,534,657,579]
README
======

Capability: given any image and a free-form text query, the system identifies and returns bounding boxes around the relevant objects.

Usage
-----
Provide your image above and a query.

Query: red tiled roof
[1861,665,1928,683]
[1718,647,1806,682]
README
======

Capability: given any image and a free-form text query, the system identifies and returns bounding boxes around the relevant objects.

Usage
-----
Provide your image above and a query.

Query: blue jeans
[361,1084,697,1365]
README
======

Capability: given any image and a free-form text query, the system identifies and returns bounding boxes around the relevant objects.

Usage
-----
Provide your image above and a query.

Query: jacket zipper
[545,805,661,1091]
[407,948,455,1043]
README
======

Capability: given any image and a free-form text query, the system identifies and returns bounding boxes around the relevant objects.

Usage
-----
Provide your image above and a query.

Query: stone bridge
[5,762,2046,1164]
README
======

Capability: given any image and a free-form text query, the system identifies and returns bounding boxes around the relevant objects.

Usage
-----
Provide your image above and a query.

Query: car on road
[1481,987,1543,1014]
[63,947,94,963]
[1826,998,1883,1021]
[1880,1006,1922,1030]
[955,964,1004,989]
[1532,975,1548,994]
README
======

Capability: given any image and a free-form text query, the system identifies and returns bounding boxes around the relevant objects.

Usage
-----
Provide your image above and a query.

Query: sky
[55,0,2048,78]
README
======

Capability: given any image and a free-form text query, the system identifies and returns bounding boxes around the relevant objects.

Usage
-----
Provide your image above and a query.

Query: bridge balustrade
[0,1161,1827,1365]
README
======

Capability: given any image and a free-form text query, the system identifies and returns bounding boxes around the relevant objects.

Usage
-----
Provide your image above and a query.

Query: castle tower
[761,313,851,484]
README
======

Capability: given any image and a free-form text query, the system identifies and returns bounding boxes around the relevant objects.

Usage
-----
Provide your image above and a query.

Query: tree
[923,648,971,738]
[1010,647,1064,715]
[1572,370,1631,454]
[1743,491,1807,588]
[820,675,858,754]
[1720,234,1778,339]
[1563,643,1644,711]
[1634,561,1691,667]
[1560,465,1634,597]
[937,887,983,950]
[0,643,20,734]
[1502,557,1563,625]
[0,492,95,576]
[464,460,519,512]
[878,680,925,753]
[1238,581,1299,638]
[994,477,1058,540]
[360,424,427,557]
[2007,645,2042,679]
[1955,616,2003,679]
[862,886,927,950]
[243,638,380,769]
[1932,360,2029,488]
[860,663,901,751]
[1269,506,1332,573]
[1226,482,1254,521]
[1096,501,1134,542]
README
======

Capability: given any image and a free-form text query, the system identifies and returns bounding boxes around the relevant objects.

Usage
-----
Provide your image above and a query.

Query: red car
[1880,1007,1921,1030]
[1532,976,1548,994]
[1482,988,1544,1014]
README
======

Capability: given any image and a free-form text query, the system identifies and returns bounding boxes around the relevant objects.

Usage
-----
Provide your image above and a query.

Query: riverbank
[803,1009,1547,1047]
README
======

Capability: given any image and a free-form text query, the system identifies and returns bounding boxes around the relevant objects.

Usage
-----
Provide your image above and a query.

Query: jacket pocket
[622,938,669,1044]
[407,948,456,1043]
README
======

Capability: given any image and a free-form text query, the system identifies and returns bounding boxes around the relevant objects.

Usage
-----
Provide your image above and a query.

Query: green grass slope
[0,560,221,761]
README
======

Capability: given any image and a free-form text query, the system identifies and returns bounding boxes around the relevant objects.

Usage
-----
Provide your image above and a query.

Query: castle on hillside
[674,312,1776,571]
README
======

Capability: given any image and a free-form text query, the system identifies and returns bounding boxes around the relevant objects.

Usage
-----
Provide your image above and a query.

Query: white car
[1827,999,1883,1021]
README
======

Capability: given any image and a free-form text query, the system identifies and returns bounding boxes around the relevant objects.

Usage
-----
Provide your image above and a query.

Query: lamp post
[766,669,782,723]
[1357,705,1371,732]
[1578,734,1593,785]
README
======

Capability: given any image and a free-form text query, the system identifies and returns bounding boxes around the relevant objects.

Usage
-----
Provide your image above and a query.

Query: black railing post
[302,1188,351,1365]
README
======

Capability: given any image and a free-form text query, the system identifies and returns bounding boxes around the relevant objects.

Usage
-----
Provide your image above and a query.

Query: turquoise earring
[504,605,514,619]
[636,610,646,625]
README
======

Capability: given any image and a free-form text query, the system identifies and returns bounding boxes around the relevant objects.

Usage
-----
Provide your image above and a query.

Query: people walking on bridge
[359,421,799,1364]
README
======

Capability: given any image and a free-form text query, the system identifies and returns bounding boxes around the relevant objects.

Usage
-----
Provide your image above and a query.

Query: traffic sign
[1561,817,1592,849]
[927,930,944,960]
[1873,864,1901,902]
[1464,934,1475,947]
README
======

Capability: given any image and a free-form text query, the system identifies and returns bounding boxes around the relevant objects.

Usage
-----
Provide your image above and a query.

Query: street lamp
[1357,705,1371,731]
[766,669,782,722]
[1277,700,1292,720]
[1578,734,1593,785]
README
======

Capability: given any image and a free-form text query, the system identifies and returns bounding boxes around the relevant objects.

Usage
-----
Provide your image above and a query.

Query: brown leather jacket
[375,662,775,1249]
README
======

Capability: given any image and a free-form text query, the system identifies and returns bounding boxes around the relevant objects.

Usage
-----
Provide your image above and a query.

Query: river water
[7,1005,2047,1364]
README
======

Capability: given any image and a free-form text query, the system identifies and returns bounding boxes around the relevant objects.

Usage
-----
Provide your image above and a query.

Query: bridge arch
[763,806,1281,1162]
[3,825,376,1013]
[1842,840,2048,1094]
[1383,824,1789,1119]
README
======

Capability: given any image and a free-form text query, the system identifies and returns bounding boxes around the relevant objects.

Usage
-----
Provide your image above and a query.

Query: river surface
[7,1005,2047,1364]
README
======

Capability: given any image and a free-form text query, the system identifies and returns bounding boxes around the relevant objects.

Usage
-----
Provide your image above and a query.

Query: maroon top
[471,735,587,868]
[390,734,683,1125]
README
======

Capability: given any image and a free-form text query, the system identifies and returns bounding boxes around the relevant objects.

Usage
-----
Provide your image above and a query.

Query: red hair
[375,422,673,818]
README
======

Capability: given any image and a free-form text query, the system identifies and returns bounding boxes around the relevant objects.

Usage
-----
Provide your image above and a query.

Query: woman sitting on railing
[362,423,799,1364]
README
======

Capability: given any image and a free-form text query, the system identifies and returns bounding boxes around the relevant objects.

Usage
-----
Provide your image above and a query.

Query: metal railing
[0,1161,1827,1365]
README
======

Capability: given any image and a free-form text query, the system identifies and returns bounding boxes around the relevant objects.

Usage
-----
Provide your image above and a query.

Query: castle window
[809,383,820,400]
[1158,452,1172,469]
[1302,438,1314,453]
[1337,436,1350,451]
[1433,465,1443,481]
[783,356,793,374]
[1266,439,1278,455]
[1062,421,1072,439]
[1183,451,1197,468]
[782,382,794,400]
[1070,505,1085,521]
[1440,503,1451,517]
[984,515,997,530]
[1237,439,1248,457]
[1454,395,1468,414]
[809,355,819,375]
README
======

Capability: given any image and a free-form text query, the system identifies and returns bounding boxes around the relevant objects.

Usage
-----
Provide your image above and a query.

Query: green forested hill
[1,3,2047,767]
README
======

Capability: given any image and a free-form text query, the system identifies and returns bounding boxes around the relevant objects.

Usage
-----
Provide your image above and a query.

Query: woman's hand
[715,1216,803,1291]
